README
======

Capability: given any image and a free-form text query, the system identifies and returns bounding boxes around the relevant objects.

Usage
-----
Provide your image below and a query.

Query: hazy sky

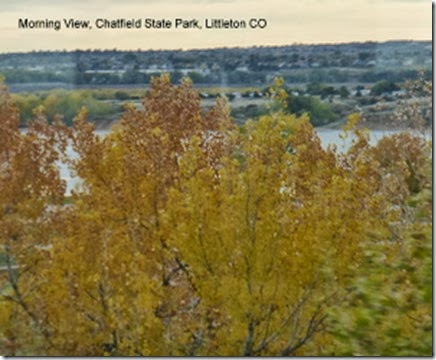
[0,0,431,52]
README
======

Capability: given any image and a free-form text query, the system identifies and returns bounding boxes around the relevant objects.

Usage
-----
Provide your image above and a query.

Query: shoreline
[19,118,430,133]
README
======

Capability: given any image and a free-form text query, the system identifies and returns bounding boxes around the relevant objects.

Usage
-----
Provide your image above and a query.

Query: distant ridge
[0,39,431,55]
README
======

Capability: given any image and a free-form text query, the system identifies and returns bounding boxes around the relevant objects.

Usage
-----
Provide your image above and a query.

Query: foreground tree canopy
[0,75,432,356]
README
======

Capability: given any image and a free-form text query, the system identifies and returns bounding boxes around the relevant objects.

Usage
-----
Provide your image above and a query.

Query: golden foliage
[0,76,431,356]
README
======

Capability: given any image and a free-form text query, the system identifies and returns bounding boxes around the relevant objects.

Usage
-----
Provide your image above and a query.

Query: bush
[370,80,400,96]
[286,92,337,126]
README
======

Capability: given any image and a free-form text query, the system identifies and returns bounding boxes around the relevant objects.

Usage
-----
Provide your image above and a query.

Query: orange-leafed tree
[23,75,234,355]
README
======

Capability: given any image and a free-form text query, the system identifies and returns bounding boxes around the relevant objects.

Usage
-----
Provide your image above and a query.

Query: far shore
[19,117,431,133]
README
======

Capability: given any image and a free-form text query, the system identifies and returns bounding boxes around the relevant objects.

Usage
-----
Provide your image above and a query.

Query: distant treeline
[11,84,339,127]
[10,77,426,127]
[12,89,127,125]
[0,41,431,86]
[1,67,431,87]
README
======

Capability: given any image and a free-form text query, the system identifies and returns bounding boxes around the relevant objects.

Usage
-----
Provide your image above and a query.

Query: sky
[0,0,432,52]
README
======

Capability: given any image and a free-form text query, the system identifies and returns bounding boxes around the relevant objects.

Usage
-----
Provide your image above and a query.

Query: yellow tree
[0,82,67,354]
[164,111,392,355]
